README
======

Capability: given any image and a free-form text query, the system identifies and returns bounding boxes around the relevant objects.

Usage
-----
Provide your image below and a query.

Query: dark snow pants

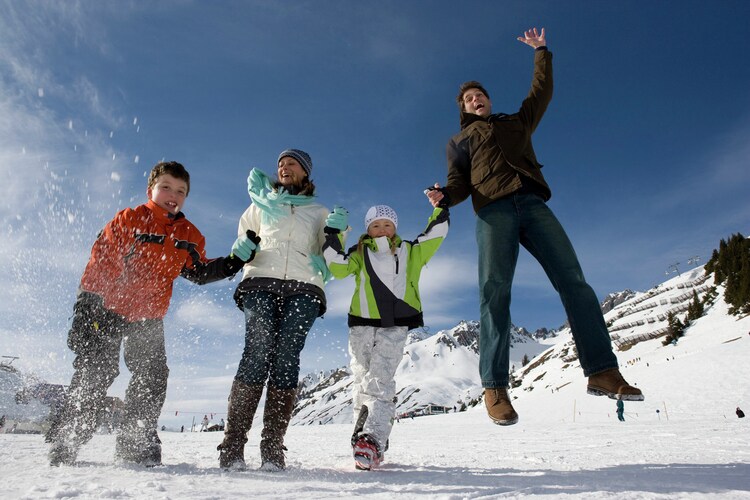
[55,300,168,450]
[236,291,319,389]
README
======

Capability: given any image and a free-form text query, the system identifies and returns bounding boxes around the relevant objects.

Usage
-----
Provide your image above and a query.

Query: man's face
[461,88,492,117]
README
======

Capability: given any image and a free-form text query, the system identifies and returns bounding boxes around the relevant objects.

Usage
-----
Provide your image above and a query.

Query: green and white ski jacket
[323,207,449,328]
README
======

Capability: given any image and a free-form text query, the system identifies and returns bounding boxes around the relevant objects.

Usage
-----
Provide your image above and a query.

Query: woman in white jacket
[218,149,329,471]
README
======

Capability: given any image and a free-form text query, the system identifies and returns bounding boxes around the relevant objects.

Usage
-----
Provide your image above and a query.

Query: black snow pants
[52,295,169,451]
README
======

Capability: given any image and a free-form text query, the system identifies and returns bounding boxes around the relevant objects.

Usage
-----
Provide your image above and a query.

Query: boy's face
[461,88,492,117]
[367,219,396,239]
[277,156,307,188]
[147,173,188,215]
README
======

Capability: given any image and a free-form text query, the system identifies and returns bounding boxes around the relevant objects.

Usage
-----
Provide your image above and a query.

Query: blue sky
[1,1,749,422]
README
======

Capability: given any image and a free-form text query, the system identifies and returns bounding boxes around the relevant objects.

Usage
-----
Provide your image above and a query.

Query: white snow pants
[349,325,408,451]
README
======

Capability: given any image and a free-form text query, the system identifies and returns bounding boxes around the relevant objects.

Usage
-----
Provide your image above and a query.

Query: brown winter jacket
[444,48,553,213]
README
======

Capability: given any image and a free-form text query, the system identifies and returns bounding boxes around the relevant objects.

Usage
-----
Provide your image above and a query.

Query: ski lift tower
[665,262,680,278]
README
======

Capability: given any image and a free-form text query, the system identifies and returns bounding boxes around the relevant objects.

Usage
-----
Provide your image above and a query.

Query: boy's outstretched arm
[180,230,261,284]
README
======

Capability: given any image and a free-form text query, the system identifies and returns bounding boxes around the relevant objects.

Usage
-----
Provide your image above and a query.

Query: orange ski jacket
[79,200,235,321]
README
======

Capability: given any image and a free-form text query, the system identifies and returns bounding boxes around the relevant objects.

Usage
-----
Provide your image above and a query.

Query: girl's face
[367,219,396,239]
[147,173,188,215]
[277,156,307,188]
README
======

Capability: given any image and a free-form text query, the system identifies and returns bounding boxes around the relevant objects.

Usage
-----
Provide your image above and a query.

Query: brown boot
[484,388,518,426]
[217,380,264,469]
[259,386,297,471]
[587,368,644,401]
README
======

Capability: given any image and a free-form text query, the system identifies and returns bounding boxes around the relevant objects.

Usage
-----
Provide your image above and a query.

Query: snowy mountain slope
[294,264,749,431]
[293,321,550,426]
[510,266,750,424]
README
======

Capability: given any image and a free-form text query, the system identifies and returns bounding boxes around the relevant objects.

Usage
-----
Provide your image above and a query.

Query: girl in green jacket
[322,201,449,470]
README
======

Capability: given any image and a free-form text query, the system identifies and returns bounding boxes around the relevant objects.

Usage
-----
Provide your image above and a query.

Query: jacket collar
[146,199,185,224]
[459,110,508,130]
[362,234,402,253]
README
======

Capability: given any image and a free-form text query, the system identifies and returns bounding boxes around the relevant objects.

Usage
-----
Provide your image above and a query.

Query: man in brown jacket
[428,28,643,426]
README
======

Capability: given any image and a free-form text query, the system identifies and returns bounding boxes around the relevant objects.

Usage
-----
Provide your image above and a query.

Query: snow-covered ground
[2,405,749,498]
[2,268,750,498]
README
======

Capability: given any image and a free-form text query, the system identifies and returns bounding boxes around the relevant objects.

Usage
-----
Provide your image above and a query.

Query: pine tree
[663,311,685,346]
[705,233,750,316]
[686,290,704,321]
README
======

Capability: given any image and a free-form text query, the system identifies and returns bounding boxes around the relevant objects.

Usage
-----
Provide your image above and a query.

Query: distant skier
[426,27,644,426]
[616,400,625,422]
[201,415,209,432]
[323,198,449,470]
[737,407,745,419]
[46,161,254,467]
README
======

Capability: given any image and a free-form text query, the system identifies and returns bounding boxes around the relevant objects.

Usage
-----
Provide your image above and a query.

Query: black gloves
[67,292,109,353]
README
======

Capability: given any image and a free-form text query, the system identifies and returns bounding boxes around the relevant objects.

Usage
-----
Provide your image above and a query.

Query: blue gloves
[231,230,261,262]
[325,206,349,234]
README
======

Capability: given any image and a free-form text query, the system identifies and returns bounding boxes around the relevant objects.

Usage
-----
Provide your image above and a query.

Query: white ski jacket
[237,202,329,290]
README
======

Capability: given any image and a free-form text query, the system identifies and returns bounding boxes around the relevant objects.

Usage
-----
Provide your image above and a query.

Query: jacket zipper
[283,205,294,279]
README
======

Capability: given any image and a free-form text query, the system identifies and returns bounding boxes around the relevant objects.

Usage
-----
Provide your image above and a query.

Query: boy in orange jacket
[47,161,260,466]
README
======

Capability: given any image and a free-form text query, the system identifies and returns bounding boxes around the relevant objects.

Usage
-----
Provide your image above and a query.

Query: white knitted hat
[364,205,398,229]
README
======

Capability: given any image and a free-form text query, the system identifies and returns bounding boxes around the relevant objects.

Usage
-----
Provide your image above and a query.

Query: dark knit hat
[278,149,313,177]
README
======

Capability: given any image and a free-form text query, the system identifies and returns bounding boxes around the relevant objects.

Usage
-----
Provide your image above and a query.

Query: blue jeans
[476,193,617,387]
[236,291,320,389]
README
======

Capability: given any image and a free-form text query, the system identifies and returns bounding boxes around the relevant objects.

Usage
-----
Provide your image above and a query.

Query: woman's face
[277,156,307,187]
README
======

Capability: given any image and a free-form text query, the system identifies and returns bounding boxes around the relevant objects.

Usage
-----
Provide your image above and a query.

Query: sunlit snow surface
[2,269,750,498]
[2,412,749,499]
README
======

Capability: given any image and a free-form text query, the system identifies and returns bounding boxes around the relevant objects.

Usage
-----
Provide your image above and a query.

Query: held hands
[325,206,349,234]
[231,230,261,262]
[517,27,546,49]
[424,183,449,209]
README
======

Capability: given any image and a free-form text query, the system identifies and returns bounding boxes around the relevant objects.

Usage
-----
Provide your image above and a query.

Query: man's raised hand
[517,27,546,49]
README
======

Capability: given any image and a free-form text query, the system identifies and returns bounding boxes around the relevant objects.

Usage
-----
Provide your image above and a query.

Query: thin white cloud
[171,297,243,335]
